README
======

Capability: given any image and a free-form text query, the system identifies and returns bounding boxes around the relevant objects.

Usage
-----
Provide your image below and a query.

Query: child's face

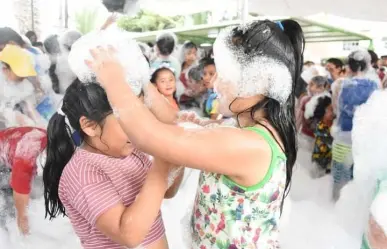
[184,48,197,65]
[155,69,176,97]
[308,82,325,96]
[203,64,216,89]
[2,66,24,83]
[188,78,205,95]
[83,114,133,158]
[323,104,335,126]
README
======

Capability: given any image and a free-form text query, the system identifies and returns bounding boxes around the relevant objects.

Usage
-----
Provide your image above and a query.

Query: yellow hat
[0,44,37,77]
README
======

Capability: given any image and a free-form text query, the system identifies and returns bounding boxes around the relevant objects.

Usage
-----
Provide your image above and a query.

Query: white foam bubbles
[68,28,149,96]
[213,25,292,104]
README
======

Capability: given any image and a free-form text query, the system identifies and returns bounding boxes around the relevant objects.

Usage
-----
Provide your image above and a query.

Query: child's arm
[11,159,35,235]
[164,167,184,199]
[77,158,170,248]
[143,83,178,124]
[13,191,30,234]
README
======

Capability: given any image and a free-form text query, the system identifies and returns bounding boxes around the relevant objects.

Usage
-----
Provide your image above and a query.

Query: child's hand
[85,46,126,88]
[101,13,118,30]
[177,111,202,125]
[17,215,29,235]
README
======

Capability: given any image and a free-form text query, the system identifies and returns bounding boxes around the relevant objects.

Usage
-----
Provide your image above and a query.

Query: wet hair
[368,50,379,68]
[313,96,332,121]
[0,27,25,47]
[43,79,113,219]
[310,76,329,88]
[229,20,304,211]
[348,57,367,73]
[326,58,344,70]
[188,66,202,82]
[156,33,175,56]
[150,67,179,105]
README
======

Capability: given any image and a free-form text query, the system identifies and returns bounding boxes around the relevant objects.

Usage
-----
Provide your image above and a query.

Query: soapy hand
[85,46,126,88]
[177,111,202,125]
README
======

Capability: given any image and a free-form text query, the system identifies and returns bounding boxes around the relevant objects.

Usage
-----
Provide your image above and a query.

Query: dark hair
[188,66,202,82]
[199,57,215,68]
[150,67,179,105]
[0,27,25,47]
[43,79,113,219]
[368,50,379,68]
[326,58,344,70]
[25,31,37,40]
[156,33,175,56]
[33,41,43,47]
[183,41,197,52]
[304,61,315,66]
[181,41,198,68]
[313,96,332,121]
[229,19,304,211]
[348,57,367,73]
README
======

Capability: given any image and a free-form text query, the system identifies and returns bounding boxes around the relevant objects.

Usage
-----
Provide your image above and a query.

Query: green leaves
[117,10,185,32]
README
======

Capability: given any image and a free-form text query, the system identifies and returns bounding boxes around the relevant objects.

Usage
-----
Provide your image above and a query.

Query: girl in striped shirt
[43,79,182,249]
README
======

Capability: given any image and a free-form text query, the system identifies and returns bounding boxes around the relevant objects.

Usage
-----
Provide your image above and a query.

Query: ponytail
[276,20,304,208]
[43,112,76,219]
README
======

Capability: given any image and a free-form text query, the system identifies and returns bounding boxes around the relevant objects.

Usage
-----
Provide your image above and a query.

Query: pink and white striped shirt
[59,148,164,249]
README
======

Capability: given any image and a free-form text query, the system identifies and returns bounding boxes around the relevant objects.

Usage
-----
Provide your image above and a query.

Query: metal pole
[31,0,35,31]
[241,0,249,25]
[64,0,68,28]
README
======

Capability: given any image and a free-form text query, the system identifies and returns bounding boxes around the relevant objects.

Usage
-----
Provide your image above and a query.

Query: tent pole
[241,0,249,24]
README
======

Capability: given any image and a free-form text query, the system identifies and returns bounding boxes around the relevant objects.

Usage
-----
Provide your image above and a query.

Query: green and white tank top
[191,126,287,249]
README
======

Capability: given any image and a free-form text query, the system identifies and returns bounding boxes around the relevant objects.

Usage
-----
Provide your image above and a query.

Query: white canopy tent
[137,0,387,22]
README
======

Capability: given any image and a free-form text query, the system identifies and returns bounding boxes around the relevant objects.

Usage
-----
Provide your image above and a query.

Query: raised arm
[86,48,267,178]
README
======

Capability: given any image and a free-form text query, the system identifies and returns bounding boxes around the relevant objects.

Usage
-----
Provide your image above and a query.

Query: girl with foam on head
[86,19,304,248]
[43,79,183,249]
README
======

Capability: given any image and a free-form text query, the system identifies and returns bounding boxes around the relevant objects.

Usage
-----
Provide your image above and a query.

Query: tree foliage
[118,10,185,32]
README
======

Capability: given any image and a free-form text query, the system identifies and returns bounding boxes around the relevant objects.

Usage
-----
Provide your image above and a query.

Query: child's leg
[332,160,344,201]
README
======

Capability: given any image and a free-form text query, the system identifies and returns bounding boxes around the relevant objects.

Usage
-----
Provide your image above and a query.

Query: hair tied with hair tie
[276,21,284,31]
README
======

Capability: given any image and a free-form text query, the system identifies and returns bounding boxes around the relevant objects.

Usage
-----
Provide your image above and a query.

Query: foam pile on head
[213,22,293,104]
[301,65,328,85]
[68,28,150,96]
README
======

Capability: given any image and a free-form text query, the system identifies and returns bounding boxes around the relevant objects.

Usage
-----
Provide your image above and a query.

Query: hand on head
[85,46,125,87]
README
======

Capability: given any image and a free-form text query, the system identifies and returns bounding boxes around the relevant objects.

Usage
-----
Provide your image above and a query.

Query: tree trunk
[13,0,40,35]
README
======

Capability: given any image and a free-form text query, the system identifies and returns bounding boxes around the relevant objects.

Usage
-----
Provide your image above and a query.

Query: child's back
[59,148,164,249]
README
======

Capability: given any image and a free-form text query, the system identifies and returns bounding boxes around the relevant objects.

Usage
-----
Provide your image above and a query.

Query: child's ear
[79,116,100,137]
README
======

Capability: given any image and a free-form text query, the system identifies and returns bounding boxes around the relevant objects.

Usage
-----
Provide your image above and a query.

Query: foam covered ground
[0,135,365,249]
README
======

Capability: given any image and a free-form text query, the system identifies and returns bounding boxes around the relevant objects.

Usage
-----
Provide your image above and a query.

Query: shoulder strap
[245,126,285,159]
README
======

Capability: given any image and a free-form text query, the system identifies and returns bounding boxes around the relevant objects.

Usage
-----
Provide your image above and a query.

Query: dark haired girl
[87,19,304,248]
[43,79,182,249]
[150,66,179,111]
